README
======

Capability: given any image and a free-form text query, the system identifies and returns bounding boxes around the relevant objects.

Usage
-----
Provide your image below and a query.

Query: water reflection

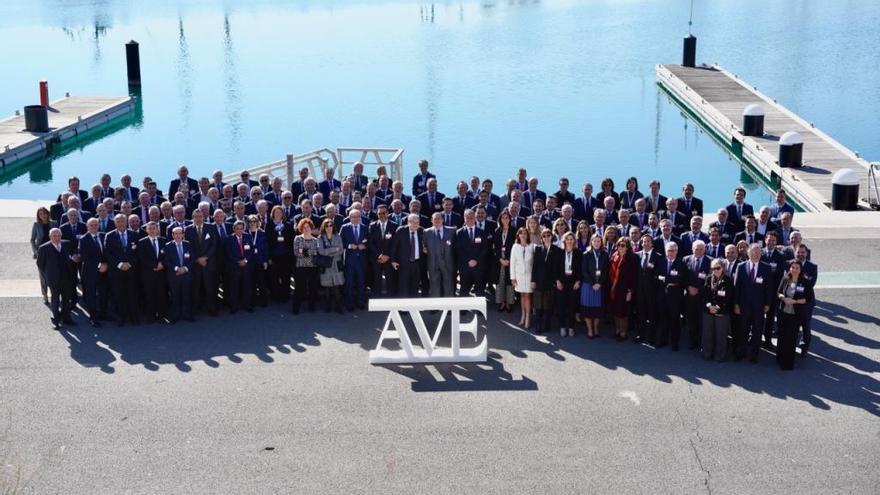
[223,13,242,159]
[177,16,193,128]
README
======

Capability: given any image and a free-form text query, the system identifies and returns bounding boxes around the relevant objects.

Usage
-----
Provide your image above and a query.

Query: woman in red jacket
[608,238,638,341]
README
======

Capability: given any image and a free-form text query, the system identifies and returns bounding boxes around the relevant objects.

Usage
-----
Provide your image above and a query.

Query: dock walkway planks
[0,95,133,168]
[656,63,875,212]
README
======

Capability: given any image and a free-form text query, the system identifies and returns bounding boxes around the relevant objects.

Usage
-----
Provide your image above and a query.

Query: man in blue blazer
[454,210,488,297]
[168,165,199,200]
[411,159,436,197]
[224,220,254,313]
[683,241,711,350]
[367,205,398,297]
[104,214,140,326]
[725,187,754,232]
[164,226,194,323]
[340,209,369,310]
[318,168,342,199]
[734,243,774,362]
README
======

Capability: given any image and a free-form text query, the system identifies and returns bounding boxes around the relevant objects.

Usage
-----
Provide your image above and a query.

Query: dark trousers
[398,260,422,297]
[344,261,366,309]
[268,255,291,301]
[776,312,799,370]
[110,270,138,324]
[293,266,319,310]
[167,275,192,321]
[226,264,252,312]
[636,283,657,341]
[736,308,765,358]
[140,270,166,320]
[80,269,108,320]
[47,280,73,322]
[557,282,579,329]
[458,266,484,296]
[251,262,268,306]
[372,261,396,296]
[801,305,815,350]
[191,263,218,314]
[763,302,779,344]
[658,292,683,347]
[686,292,703,348]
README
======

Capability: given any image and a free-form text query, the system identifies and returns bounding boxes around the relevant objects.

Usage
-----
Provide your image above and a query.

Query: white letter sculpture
[369,297,487,364]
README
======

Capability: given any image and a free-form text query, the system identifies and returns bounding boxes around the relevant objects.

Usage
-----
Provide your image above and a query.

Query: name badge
[418,180,425,187]
[717,290,726,297]
[446,239,452,246]
[184,252,190,259]
[277,236,284,241]
[565,270,573,276]
[159,249,164,255]
[755,276,763,284]
[385,233,392,239]
[722,233,730,239]
[131,243,137,250]
[204,233,211,240]
[795,285,804,292]
[770,262,777,268]
[475,237,482,244]
[244,244,251,250]
[254,249,258,254]
[670,270,678,276]
[595,270,601,277]
[647,262,654,269]
[658,275,666,282]
[698,272,706,279]
[434,205,441,210]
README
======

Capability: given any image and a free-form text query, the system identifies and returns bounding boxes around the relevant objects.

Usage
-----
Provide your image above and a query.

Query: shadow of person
[60,327,116,374]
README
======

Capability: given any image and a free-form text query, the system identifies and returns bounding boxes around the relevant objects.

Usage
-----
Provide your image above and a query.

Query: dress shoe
[568,328,575,337]
[799,346,808,358]
[50,318,61,330]
[749,355,758,363]
[559,328,566,337]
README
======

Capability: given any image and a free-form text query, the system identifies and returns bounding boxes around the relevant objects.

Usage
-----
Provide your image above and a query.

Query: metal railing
[223,147,403,189]
[868,162,880,209]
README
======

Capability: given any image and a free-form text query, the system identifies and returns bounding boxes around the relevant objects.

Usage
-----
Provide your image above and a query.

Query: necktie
[220,225,226,238]
[737,204,742,218]
[380,223,385,238]
[122,232,127,251]
[469,228,474,241]
[642,252,647,268]
[750,263,756,281]
[238,237,244,258]
[55,243,61,253]
[177,243,183,263]
[668,260,672,273]
[354,225,359,240]
[446,214,450,226]
[94,234,102,253]
[153,238,158,258]
[197,225,202,239]
[410,232,416,260]
[436,229,441,241]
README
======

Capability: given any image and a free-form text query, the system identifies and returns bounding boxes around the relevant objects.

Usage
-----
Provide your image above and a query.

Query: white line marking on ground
[619,390,641,406]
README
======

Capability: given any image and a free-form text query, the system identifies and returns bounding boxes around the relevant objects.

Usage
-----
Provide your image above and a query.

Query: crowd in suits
[32,163,816,370]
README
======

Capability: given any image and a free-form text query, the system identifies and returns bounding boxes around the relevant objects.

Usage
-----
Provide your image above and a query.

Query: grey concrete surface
[0,288,877,494]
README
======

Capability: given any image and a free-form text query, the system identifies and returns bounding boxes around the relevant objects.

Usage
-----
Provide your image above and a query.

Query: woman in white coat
[510,226,535,328]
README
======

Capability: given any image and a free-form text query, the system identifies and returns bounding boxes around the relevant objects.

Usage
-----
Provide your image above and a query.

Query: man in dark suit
[411,159,436,197]
[61,176,89,204]
[185,210,219,315]
[705,227,724,259]
[733,215,765,247]
[59,208,87,244]
[652,219,682,258]
[455,209,487,297]
[677,183,703,219]
[416,178,445,215]
[348,161,370,194]
[725,187,754,232]
[655,242,688,350]
[768,189,795,223]
[424,212,456,298]
[683,241,711,350]
[318,168,342,198]
[644,180,668,215]
[452,181,477,216]
[104,214,140,326]
[224,220,254,313]
[392,214,425,297]
[522,177,547,211]
[340,210,369,310]
[289,167,310,201]
[235,171,259,191]
[137,222,167,323]
[554,177,576,207]
[635,235,662,343]
[679,215,709,257]
[78,218,109,326]
[36,228,77,329]
[439,198,463,229]
[475,206,498,295]
[660,198,688,235]
[761,231,788,350]
[169,165,199,200]
[164,226,194,323]
[574,183,600,223]
[118,174,140,203]
[792,244,818,356]
[708,208,737,245]
[83,185,105,214]
[733,243,773,362]
[368,205,398,297]
[320,204,346,235]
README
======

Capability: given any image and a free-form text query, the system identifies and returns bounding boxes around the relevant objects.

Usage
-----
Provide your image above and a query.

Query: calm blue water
[1,0,878,209]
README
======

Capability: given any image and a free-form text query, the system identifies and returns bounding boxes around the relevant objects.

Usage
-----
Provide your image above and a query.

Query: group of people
[32,161,818,370]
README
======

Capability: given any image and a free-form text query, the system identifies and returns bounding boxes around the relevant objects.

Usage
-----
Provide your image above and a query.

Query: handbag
[314,236,333,268]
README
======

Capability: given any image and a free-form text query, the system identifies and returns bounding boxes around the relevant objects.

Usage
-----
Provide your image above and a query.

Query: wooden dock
[0,95,134,168]
[656,63,876,212]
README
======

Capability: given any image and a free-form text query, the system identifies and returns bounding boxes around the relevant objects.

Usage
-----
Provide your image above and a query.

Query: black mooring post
[126,40,141,85]
[682,34,696,67]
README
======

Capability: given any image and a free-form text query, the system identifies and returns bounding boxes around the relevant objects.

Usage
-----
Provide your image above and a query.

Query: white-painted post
[285,153,294,188]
